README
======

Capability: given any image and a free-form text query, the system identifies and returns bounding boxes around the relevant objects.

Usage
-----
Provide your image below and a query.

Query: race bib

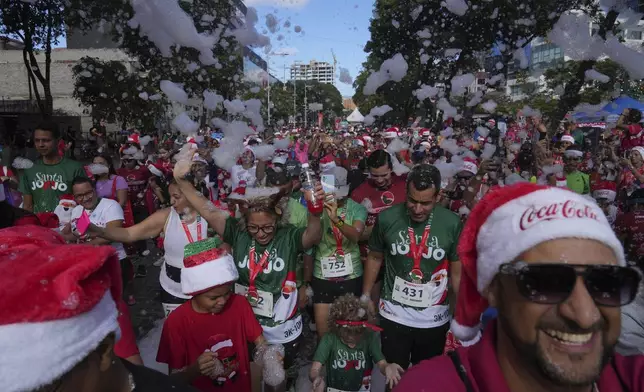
[391,276,431,308]
[162,303,181,317]
[235,283,274,318]
[321,254,353,278]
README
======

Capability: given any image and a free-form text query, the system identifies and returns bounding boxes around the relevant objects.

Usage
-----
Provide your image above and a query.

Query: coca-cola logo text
[519,200,599,231]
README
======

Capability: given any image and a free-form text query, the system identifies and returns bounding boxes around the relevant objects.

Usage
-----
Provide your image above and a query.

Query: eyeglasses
[74,190,95,201]
[247,224,276,235]
[499,262,641,307]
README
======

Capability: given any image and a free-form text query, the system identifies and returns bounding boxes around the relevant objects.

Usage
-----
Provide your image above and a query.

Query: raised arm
[300,183,325,250]
[90,208,169,243]
[173,160,228,237]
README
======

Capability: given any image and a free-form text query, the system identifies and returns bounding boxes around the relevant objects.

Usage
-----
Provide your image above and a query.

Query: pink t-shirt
[294,141,308,163]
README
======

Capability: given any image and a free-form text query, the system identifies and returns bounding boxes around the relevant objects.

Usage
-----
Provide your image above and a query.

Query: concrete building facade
[290,60,335,84]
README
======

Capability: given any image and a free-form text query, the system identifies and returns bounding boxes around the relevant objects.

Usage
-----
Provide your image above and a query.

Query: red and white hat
[593,180,617,202]
[148,162,166,178]
[460,158,478,176]
[420,128,431,137]
[451,183,625,344]
[181,239,239,296]
[127,133,140,145]
[0,225,122,392]
[383,127,399,139]
[319,154,337,173]
[561,134,575,144]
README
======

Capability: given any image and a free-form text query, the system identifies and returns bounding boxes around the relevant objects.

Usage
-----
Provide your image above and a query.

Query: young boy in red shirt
[157,239,283,392]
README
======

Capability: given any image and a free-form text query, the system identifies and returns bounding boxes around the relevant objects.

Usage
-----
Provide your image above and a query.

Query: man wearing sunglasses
[396,182,644,392]
[564,145,590,196]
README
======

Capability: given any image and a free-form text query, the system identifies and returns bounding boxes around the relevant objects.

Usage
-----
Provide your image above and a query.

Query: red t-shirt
[116,166,151,208]
[157,294,263,392]
[394,320,644,392]
[350,174,408,227]
[615,211,644,258]
[621,124,644,152]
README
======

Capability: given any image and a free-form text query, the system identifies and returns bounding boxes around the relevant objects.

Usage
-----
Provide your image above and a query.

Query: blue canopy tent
[572,96,644,122]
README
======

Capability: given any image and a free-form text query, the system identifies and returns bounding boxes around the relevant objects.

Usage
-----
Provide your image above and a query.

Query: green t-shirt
[314,199,367,280]
[287,197,308,228]
[368,204,462,328]
[19,157,86,213]
[566,171,590,195]
[313,331,384,391]
[223,217,305,329]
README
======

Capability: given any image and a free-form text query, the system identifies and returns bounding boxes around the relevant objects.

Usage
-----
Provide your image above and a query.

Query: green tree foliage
[354,0,593,126]
[0,0,68,117]
[72,56,165,129]
[68,0,245,112]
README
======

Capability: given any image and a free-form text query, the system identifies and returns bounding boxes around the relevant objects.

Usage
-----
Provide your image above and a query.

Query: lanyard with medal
[407,212,433,284]
[331,210,346,259]
[247,240,272,306]
[181,215,202,243]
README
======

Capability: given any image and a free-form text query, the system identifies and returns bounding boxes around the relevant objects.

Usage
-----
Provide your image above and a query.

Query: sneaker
[127,295,136,306]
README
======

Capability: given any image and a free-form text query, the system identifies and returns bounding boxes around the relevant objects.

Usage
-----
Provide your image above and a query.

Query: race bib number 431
[392,276,431,308]
[235,284,274,318]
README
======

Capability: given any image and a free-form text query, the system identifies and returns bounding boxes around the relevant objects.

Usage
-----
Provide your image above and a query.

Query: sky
[244,0,372,97]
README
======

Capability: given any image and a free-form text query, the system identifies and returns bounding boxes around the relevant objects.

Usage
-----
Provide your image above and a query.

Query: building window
[478,78,486,85]
[627,30,642,40]
[511,85,522,95]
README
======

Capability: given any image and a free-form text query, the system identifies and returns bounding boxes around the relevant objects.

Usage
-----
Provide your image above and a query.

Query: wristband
[360,294,370,304]
[334,219,345,228]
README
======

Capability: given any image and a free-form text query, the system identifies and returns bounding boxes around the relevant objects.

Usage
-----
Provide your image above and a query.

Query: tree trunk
[549,10,619,131]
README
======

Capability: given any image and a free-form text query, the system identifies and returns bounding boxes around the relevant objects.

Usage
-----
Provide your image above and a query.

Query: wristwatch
[334,219,345,228]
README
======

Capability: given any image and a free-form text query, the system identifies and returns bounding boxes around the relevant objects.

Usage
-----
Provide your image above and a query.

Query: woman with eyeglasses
[172,159,324,392]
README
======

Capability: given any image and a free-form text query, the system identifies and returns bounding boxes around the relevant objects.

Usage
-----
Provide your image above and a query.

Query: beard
[497,311,613,388]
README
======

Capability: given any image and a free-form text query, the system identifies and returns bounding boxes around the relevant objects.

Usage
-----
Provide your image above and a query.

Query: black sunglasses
[499,262,641,307]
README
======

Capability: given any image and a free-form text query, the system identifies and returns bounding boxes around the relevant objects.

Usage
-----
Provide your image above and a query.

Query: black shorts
[311,276,363,304]
[380,317,450,369]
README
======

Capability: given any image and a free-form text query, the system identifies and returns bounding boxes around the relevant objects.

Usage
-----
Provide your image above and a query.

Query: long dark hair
[0,201,35,229]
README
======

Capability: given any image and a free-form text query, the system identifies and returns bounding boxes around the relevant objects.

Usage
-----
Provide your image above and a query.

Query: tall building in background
[290,60,335,84]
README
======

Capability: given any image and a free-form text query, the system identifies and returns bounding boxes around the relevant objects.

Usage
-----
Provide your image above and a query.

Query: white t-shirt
[71,198,127,260]
[230,164,257,190]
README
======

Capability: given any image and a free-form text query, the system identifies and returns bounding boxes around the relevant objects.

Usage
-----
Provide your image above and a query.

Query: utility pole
[304,84,308,128]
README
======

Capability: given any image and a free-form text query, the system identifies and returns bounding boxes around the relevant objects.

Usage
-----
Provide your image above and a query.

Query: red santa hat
[181,239,238,296]
[486,119,496,127]
[0,225,122,392]
[127,133,140,145]
[451,183,625,344]
[460,158,478,176]
[383,127,399,139]
[319,154,337,173]
[593,181,617,202]
[561,134,575,144]
[420,128,431,137]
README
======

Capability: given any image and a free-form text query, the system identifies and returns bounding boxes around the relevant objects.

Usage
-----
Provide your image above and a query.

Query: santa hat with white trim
[182,238,238,296]
[561,134,575,144]
[0,225,123,392]
[593,180,617,202]
[451,183,625,344]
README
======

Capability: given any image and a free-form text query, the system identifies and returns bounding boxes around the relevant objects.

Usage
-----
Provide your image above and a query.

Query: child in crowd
[309,294,404,392]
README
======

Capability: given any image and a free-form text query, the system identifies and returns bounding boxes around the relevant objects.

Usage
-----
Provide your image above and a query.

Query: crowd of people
[1,107,644,392]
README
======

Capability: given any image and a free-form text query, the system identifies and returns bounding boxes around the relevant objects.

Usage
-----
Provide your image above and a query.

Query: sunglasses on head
[499,262,641,307]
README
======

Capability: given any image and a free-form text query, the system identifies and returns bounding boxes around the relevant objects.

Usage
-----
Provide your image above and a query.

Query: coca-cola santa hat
[0,225,123,392]
[181,238,238,296]
[593,180,617,202]
[451,183,625,344]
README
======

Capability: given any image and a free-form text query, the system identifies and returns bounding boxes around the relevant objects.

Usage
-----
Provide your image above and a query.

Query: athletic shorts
[380,317,450,369]
[160,286,188,317]
[311,276,363,304]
